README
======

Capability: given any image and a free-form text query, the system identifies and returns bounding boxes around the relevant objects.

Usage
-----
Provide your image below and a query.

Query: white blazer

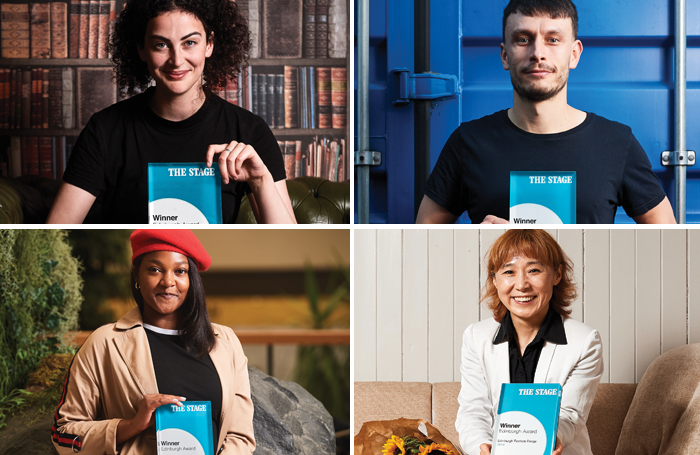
[455,315,603,455]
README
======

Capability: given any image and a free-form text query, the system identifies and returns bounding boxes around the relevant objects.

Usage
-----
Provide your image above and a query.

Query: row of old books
[0,0,123,59]
[0,135,70,178]
[215,66,346,130]
[0,66,115,129]
[238,0,347,59]
[279,136,347,182]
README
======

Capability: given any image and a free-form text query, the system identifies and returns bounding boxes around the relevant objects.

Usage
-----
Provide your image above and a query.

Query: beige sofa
[355,343,700,455]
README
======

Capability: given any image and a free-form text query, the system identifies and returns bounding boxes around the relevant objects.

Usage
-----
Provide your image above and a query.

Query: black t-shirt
[425,110,667,223]
[144,326,222,453]
[63,87,286,224]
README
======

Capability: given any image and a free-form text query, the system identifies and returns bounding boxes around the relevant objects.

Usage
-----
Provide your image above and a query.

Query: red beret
[130,229,211,271]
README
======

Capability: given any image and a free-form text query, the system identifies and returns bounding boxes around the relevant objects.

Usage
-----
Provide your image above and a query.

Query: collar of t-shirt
[493,305,568,383]
[143,323,183,336]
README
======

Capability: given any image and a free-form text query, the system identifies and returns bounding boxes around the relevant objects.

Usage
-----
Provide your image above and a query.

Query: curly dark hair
[109,0,250,95]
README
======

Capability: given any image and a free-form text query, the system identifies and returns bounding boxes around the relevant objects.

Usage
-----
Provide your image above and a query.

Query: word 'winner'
[529,175,573,184]
[168,168,215,177]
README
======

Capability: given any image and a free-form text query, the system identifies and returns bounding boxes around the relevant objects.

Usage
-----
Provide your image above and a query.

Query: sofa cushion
[353,382,432,437]
[587,383,636,455]
[615,344,700,455]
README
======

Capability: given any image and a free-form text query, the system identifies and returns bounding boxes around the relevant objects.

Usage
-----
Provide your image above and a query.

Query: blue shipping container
[354,0,700,224]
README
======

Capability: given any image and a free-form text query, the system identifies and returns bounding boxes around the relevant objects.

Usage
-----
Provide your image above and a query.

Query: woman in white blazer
[456,230,603,455]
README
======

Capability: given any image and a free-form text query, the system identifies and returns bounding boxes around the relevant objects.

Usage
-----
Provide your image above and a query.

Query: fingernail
[180,397,186,401]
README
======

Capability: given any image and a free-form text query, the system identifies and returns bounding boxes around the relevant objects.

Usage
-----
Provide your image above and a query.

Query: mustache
[521,63,556,74]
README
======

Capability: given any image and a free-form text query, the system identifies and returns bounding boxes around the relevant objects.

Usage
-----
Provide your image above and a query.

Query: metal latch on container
[661,150,695,166]
[391,68,458,106]
[355,150,382,166]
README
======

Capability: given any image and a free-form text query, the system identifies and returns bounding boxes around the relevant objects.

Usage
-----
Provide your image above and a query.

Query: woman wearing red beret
[51,229,255,455]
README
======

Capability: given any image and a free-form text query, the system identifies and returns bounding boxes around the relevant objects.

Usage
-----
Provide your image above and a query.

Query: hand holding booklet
[510,171,576,224]
[492,383,562,455]
[155,400,214,455]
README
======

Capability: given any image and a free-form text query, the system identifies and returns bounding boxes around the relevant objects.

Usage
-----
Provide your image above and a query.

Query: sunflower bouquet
[382,435,455,455]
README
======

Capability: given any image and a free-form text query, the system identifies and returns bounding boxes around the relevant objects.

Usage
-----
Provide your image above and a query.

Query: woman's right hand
[479,443,492,455]
[116,394,186,445]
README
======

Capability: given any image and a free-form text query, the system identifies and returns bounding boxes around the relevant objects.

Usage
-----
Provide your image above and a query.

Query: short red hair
[481,229,577,322]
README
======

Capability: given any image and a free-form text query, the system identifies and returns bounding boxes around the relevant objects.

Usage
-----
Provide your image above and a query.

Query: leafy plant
[293,262,350,422]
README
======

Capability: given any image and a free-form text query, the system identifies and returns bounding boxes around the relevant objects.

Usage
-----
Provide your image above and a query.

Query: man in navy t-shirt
[416,0,675,224]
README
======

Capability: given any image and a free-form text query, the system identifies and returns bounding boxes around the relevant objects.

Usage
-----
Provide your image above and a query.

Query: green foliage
[0,389,31,430]
[0,230,82,400]
[67,230,132,330]
[294,263,350,422]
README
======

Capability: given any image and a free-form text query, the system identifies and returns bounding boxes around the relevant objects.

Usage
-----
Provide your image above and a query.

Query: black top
[144,327,222,452]
[493,306,568,384]
[63,87,286,224]
[425,110,667,223]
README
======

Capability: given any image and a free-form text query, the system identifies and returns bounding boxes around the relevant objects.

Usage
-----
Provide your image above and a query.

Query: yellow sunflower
[418,442,454,455]
[382,435,406,455]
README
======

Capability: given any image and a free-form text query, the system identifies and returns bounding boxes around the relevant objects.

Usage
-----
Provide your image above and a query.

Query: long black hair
[131,254,216,358]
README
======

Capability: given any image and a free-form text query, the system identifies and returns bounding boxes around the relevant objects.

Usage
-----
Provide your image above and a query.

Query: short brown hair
[481,229,577,322]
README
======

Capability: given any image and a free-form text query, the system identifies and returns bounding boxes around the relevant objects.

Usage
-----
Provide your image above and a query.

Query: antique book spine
[283,66,299,128]
[78,0,88,58]
[330,67,345,128]
[87,0,98,58]
[328,0,346,58]
[39,136,52,177]
[49,67,62,128]
[266,73,275,127]
[107,0,115,56]
[96,0,109,58]
[10,136,20,177]
[50,2,68,58]
[1,68,7,129]
[258,74,268,126]
[225,78,238,106]
[31,2,52,58]
[283,140,295,179]
[25,135,39,175]
[76,67,116,128]
[21,69,31,129]
[42,68,49,128]
[251,73,258,116]
[1,3,30,58]
[14,68,22,128]
[263,0,302,58]
[61,66,73,128]
[248,0,259,58]
[299,67,307,128]
[274,74,284,129]
[302,0,316,58]
[9,69,17,128]
[32,68,40,128]
[68,0,79,57]
[316,67,331,128]
[315,0,328,58]
[309,66,316,128]
[294,140,302,178]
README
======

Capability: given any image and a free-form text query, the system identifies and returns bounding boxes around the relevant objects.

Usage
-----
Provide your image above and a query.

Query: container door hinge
[355,150,382,166]
[391,68,458,107]
[661,150,695,166]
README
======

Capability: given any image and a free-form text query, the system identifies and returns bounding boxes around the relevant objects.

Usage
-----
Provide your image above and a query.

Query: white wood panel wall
[354,228,699,384]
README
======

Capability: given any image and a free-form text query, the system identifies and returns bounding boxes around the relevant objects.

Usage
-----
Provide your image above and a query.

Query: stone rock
[249,366,336,455]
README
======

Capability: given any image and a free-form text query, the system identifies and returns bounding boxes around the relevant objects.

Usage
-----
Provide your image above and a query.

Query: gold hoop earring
[135,282,140,290]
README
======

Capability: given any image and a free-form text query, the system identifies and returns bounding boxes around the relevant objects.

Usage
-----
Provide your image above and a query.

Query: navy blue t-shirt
[424,110,666,224]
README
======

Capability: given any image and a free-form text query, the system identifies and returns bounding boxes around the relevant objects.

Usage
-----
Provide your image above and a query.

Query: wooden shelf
[0,129,82,136]
[0,58,111,67]
[271,128,345,137]
[249,58,346,67]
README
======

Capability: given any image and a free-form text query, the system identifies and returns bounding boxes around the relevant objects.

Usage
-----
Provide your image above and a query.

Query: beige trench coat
[51,307,255,455]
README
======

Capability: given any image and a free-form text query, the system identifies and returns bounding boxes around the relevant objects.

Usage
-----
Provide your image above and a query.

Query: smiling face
[136,251,190,329]
[138,10,213,102]
[492,255,562,327]
[500,12,582,103]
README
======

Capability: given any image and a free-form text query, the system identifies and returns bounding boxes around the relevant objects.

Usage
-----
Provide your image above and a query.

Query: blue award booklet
[155,401,214,455]
[510,171,576,224]
[148,162,223,224]
[492,383,562,455]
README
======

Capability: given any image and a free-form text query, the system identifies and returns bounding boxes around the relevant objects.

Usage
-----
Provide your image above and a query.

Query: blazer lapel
[209,331,233,451]
[534,341,556,383]
[114,327,159,395]
[492,341,510,405]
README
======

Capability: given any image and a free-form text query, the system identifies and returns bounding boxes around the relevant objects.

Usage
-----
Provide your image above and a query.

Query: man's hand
[480,215,509,224]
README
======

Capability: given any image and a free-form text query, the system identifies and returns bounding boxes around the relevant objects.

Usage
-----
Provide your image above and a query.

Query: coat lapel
[208,329,233,451]
[534,341,556,383]
[113,308,159,395]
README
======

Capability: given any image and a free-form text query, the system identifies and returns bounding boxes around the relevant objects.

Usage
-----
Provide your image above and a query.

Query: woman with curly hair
[51,229,255,454]
[456,229,603,455]
[47,0,296,224]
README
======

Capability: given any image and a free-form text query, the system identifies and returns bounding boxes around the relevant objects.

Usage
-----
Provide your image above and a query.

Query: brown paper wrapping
[354,418,463,454]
